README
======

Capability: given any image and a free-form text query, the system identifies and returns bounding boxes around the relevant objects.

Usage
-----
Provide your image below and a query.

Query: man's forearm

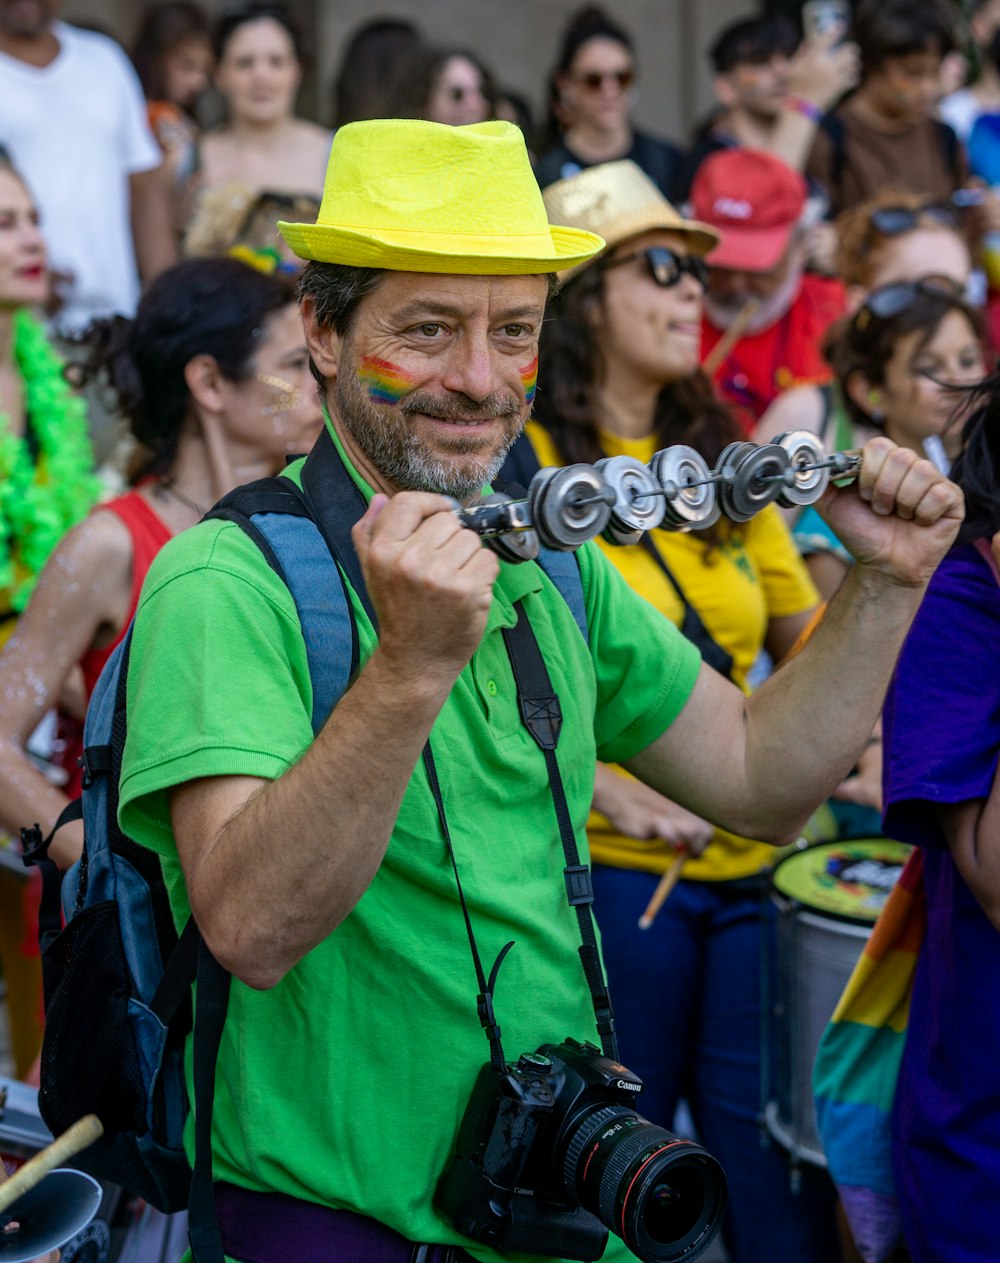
[178,649,452,988]
[130,167,178,281]
[626,564,928,844]
[740,564,925,836]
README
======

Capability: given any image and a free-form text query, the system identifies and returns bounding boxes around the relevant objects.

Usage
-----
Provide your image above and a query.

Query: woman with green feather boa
[0,153,98,1081]
[0,154,98,639]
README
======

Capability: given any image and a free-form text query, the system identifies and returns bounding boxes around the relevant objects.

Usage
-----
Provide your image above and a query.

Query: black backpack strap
[20,798,83,995]
[149,915,202,1025]
[501,602,617,1060]
[187,936,232,1263]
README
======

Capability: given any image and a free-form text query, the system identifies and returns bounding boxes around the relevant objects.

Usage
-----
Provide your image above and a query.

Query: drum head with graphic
[771,838,913,925]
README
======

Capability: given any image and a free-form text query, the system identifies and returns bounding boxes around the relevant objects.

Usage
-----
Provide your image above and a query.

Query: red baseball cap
[690,149,807,272]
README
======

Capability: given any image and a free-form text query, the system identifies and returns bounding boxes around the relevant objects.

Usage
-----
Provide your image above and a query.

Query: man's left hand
[818,437,964,587]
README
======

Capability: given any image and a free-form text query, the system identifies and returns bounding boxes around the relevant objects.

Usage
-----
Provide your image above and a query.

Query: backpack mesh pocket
[38,899,146,1137]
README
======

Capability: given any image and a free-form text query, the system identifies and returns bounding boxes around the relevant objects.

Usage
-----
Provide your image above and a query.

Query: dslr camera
[436,1037,727,1262]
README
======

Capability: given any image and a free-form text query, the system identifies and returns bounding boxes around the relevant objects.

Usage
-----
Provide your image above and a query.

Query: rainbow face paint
[520,356,538,407]
[357,356,417,405]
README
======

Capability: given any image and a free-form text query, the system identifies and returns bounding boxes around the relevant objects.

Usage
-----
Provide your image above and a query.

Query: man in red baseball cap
[691,148,845,425]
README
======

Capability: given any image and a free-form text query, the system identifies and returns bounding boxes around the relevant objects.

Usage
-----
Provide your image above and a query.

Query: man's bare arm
[625,440,964,842]
[129,166,178,283]
[170,492,498,989]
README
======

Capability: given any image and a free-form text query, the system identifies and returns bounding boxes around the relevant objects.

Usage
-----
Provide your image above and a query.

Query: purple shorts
[214,1182,477,1263]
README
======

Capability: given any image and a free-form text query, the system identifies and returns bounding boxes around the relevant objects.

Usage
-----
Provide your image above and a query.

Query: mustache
[399,390,523,421]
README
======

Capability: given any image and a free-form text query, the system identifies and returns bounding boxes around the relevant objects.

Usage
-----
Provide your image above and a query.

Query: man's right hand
[787,31,860,113]
[353,492,500,690]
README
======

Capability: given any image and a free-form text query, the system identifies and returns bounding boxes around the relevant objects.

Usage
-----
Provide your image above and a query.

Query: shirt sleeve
[577,540,702,765]
[883,545,1000,849]
[118,523,316,857]
[105,37,162,173]
[746,504,821,618]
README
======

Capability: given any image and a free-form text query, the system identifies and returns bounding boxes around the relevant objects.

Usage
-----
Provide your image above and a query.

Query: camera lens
[562,1106,728,1262]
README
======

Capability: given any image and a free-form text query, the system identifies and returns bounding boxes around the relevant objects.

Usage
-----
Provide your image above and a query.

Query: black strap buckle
[20,823,46,866]
[78,743,112,790]
[564,863,594,907]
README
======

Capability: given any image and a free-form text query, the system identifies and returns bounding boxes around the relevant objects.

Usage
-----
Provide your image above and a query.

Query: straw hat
[541,160,720,282]
[278,119,604,274]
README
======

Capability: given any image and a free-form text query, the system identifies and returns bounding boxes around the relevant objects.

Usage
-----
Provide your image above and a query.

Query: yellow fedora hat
[278,119,605,274]
[541,160,720,283]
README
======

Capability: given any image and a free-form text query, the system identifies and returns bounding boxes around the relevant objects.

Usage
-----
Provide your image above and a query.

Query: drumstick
[638,851,687,930]
[701,298,759,378]
[0,1114,103,1218]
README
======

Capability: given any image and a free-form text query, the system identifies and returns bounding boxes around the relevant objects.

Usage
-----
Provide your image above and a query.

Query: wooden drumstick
[701,299,759,378]
[638,851,687,930]
[0,1114,103,1218]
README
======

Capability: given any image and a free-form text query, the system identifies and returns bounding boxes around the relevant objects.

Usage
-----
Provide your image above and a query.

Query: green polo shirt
[119,430,700,1263]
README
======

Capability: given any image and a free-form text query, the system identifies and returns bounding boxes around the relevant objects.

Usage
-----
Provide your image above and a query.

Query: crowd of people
[0,2,999,1263]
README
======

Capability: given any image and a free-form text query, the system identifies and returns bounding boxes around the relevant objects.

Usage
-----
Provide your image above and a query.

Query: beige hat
[542,160,720,282]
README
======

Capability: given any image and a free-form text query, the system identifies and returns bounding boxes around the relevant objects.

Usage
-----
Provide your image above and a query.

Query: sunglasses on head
[867,203,959,239]
[854,278,965,329]
[600,246,708,290]
[575,68,635,92]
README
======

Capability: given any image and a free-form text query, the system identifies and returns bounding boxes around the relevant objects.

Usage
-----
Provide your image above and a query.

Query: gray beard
[333,369,524,503]
[704,260,805,336]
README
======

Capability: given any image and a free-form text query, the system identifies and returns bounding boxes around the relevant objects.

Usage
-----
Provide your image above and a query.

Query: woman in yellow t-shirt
[508,161,833,1263]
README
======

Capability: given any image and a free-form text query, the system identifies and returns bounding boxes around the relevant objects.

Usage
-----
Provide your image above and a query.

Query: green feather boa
[0,310,99,611]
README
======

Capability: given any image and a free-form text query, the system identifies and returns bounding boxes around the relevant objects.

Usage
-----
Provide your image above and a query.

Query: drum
[0,1076,112,1263]
[765,838,912,1167]
[0,1077,188,1262]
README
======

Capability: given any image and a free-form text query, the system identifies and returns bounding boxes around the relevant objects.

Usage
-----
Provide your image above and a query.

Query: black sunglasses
[575,68,636,92]
[854,278,965,329]
[600,246,708,290]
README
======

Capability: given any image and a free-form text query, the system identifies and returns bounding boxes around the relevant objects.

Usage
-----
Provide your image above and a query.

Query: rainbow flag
[812,847,925,1263]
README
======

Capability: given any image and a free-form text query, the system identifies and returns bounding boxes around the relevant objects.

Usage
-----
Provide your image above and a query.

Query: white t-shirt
[0,22,162,332]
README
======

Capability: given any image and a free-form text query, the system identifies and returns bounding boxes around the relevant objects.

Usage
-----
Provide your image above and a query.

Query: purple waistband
[213,1182,476,1263]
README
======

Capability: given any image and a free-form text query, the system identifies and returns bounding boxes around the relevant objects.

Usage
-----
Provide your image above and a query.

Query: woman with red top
[0,256,322,878]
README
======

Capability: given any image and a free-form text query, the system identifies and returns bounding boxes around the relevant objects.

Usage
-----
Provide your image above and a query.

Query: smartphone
[802,0,850,44]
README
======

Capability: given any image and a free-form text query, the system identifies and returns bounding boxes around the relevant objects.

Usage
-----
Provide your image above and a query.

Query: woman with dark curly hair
[502,158,830,1263]
[881,372,1000,1263]
[0,256,321,872]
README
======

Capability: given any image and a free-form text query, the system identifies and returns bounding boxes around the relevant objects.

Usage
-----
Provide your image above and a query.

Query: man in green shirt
[120,119,963,1263]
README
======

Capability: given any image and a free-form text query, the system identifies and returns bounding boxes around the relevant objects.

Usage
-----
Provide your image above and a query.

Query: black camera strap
[423,745,512,1075]
[501,606,619,1063]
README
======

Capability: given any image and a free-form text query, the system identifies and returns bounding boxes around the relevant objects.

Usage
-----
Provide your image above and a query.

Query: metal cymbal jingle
[716,443,789,522]
[527,464,614,551]
[773,430,832,507]
[649,445,720,531]
[595,455,666,545]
